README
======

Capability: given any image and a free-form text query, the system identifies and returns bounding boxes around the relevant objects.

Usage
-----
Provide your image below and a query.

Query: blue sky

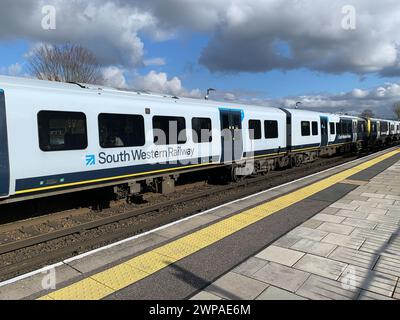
[2,36,397,99]
[1,0,400,118]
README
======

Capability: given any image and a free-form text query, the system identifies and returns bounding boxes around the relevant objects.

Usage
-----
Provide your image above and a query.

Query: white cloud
[126,0,400,76]
[248,82,400,119]
[133,70,202,98]
[3,1,400,76]
[0,63,23,76]
[144,58,166,67]
[0,0,172,68]
[102,66,128,89]
[1,0,400,77]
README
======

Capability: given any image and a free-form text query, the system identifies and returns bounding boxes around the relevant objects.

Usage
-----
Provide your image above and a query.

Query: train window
[381,122,388,133]
[192,117,212,143]
[346,122,352,134]
[153,116,187,145]
[312,121,318,136]
[98,113,145,148]
[357,121,365,133]
[249,120,262,140]
[330,123,335,135]
[338,120,351,135]
[265,120,278,139]
[301,121,311,136]
[38,111,87,152]
[336,123,341,135]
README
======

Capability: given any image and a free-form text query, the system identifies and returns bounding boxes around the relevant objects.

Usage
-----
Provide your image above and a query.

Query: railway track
[0,147,396,282]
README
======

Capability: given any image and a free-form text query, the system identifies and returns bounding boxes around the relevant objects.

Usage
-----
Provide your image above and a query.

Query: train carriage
[0,76,398,204]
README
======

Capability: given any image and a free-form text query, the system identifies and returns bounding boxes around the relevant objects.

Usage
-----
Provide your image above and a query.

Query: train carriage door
[0,89,10,198]
[220,109,243,163]
[320,116,328,147]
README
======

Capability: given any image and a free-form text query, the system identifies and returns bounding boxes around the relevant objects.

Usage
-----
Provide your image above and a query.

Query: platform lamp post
[205,88,216,100]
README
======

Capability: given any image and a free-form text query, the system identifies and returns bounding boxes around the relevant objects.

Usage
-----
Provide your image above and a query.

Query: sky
[1,0,400,118]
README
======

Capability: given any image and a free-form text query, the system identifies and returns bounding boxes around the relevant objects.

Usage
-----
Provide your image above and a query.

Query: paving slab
[394,282,400,299]
[272,234,303,248]
[312,213,345,224]
[336,209,369,220]
[204,272,268,300]
[255,245,305,267]
[321,233,364,250]
[328,247,379,269]
[359,239,400,258]
[301,219,324,229]
[358,290,395,300]
[293,254,347,280]
[338,265,397,297]
[341,217,377,230]
[252,262,310,293]
[190,291,223,300]
[256,286,307,300]
[296,275,360,300]
[286,227,328,242]
[374,255,400,277]
[317,222,354,235]
[232,257,269,277]
[291,239,337,257]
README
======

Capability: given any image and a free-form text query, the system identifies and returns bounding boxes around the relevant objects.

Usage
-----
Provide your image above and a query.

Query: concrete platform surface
[0,147,399,300]
[192,159,400,300]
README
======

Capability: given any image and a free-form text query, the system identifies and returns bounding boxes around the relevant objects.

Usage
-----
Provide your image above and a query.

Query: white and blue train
[0,76,399,204]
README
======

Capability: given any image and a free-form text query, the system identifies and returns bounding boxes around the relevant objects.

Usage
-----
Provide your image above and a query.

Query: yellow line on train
[16,162,218,195]
[38,149,400,300]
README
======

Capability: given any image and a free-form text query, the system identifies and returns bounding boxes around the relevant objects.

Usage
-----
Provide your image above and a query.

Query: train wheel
[231,165,245,182]
[294,155,303,167]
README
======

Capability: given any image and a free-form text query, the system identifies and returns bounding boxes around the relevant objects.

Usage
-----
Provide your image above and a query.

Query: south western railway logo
[86,147,195,166]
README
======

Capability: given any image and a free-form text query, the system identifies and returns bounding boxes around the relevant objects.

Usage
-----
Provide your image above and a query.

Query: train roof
[0,75,285,114]
[1,76,397,122]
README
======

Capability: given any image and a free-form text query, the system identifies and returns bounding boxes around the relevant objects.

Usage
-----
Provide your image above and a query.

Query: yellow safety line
[38,149,400,300]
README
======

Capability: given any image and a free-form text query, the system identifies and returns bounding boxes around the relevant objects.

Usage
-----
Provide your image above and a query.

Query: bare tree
[27,44,104,85]
[360,109,375,118]
[393,102,400,120]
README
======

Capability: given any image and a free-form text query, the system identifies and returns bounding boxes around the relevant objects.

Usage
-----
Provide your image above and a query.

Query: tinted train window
[38,111,87,152]
[265,120,278,139]
[357,122,364,133]
[381,122,388,133]
[345,121,352,134]
[330,122,335,135]
[301,121,310,136]
[192,117,212,143]
[249,120,262,140]
[98,113,145,148]
[336,123,341,135]
[337,121,351,135]
[153,116,187,145]
[312,121,318,136]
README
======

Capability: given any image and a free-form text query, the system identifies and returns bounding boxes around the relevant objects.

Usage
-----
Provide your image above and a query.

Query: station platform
[1,147,400,300]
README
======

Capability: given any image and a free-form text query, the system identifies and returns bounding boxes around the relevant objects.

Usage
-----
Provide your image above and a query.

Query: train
[0,76,399,204]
